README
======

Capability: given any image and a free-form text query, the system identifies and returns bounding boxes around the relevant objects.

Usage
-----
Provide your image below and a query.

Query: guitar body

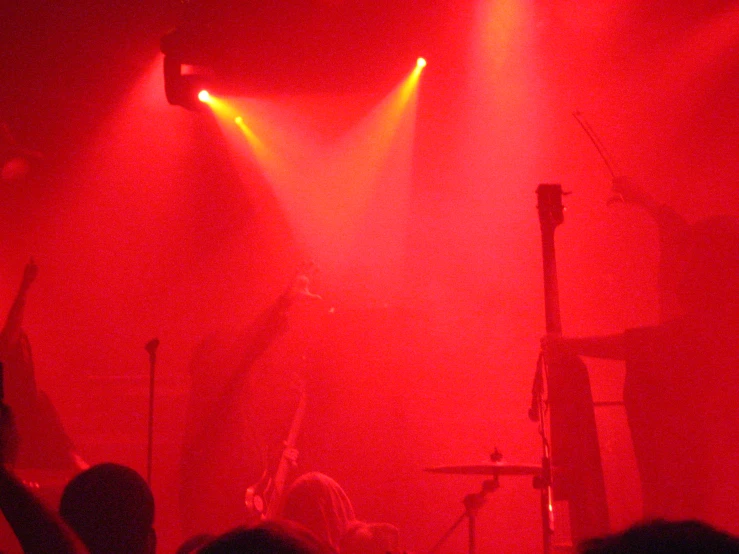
[547,353,609,543]
[537,184,609,545]
[244,469,273,521]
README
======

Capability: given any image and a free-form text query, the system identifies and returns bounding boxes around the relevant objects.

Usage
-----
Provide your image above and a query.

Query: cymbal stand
[428,477,499,554]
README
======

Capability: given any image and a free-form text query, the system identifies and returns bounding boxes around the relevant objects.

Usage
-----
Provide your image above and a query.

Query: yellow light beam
[385,58,426,137]
[234,115,267,157]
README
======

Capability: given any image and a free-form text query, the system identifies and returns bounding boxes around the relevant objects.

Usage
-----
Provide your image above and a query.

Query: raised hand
[290,274,322,301]
[3,258,39,339]
[21,258,38,289]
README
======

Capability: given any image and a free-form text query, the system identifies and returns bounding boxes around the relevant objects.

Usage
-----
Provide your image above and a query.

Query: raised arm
[611,177,691,320]
[1,259,38,344]
[611,177,688,232]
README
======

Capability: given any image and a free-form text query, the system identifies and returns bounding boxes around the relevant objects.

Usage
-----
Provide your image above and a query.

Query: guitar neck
[264,383,307,519]
[535,183,611,542]
[537,184,565,335]
[540,228,563,335]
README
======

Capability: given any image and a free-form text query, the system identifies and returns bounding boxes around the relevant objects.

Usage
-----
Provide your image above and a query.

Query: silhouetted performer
[546,182,739,532]
[611,177,691,322]
[179,272,326,537]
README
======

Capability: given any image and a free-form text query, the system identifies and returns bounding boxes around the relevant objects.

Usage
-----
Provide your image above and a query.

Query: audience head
[198,520,332,554]
[59,463,155,554]
[579,519,739,554]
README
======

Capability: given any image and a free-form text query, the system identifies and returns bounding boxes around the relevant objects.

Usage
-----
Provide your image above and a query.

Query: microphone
[145,338,160,356]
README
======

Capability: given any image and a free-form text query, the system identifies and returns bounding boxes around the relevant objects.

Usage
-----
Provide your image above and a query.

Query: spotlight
[416,57,427,68]
[235,116,244,125]
[198,90,211,103]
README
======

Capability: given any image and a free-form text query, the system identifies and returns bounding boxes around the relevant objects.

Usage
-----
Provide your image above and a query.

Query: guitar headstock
[536,184,565,230]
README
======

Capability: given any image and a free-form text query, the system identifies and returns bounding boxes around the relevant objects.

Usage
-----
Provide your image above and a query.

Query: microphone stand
[145,338,159,486]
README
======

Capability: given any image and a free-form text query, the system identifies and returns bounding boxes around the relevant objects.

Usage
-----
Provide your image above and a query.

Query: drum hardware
[426,450,543,554]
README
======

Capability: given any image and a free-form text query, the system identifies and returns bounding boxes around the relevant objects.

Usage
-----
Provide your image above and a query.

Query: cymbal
[425,462,542,476]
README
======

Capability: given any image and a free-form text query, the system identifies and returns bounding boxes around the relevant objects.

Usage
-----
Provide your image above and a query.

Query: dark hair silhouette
[580,519,739,554]
[198,519,332,554]
[59,463,155,554]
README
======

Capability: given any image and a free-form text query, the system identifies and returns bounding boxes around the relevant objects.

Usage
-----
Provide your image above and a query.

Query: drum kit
[424,450,546,554]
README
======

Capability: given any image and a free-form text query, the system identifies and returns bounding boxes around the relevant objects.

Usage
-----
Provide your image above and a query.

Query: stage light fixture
[416,57,427,68]
[198,90,211,103]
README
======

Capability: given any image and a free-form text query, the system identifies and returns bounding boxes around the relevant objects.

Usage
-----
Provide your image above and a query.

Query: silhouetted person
[59,463,156,554]
[278,472,403,554]
[278,472,356,553]
[180,270,325,537]
[545,183,739,531]
[0,259,87,552]
[0,404,87,554]
[579,519,739,554]
[0,259,85,474]
[611,177,691,322]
